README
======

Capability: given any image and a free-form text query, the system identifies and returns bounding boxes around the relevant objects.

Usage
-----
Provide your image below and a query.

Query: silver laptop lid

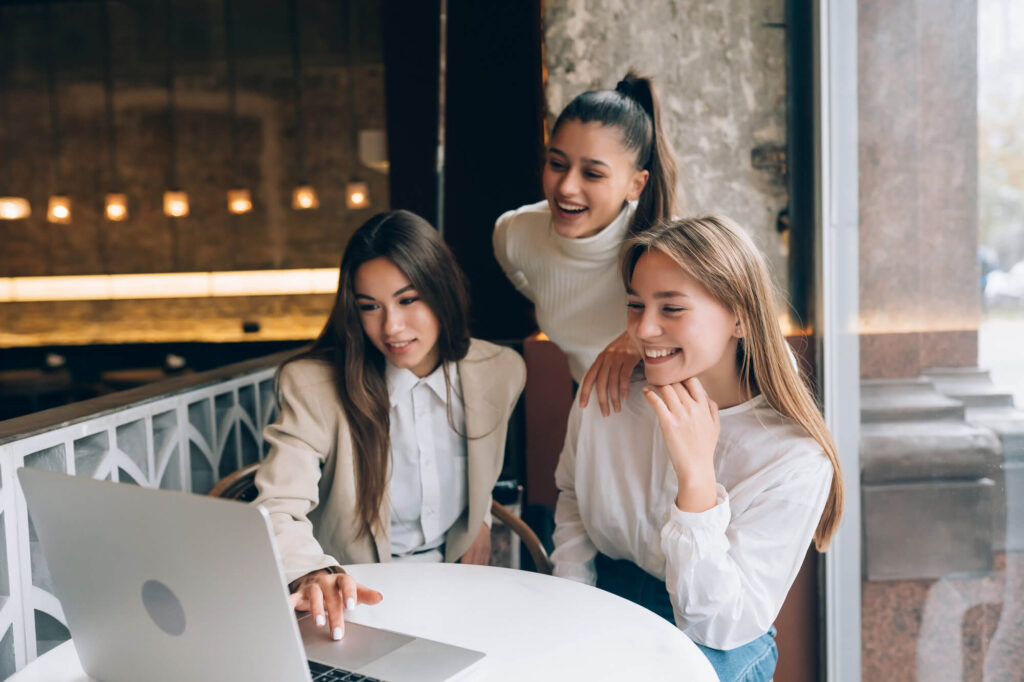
[18,467,312,682]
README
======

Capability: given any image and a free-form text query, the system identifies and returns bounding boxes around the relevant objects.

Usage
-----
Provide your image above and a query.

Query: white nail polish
[346,597,356,610]
[315,614,326,627]
[332,627,343,640]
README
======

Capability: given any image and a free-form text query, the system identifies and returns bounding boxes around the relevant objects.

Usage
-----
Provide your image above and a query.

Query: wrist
[674,475,717,514]
[672,460,715,488]
[289,565,345,593]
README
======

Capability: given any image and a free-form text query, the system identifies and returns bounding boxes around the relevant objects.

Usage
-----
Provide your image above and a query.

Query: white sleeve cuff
[665,483,731,534]
[553,560,598,586]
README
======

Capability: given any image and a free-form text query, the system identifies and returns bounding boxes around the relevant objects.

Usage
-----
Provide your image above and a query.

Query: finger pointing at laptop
[289,568,384,640]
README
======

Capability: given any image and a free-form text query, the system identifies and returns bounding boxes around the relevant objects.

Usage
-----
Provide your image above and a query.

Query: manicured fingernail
[346,597,356,610]
[315,614,326,627]
[332,627,344,640]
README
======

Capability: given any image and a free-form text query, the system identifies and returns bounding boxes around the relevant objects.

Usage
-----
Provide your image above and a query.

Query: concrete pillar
[858,0,980,379]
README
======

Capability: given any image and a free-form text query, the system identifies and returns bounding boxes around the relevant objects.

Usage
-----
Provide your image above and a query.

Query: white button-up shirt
[551,383,832,650]
[386,361,468,560]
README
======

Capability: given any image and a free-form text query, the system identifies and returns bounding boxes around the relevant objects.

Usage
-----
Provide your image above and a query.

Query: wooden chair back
[208,463,552,575]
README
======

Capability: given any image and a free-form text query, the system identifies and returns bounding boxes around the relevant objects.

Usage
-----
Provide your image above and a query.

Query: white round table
[342,563,717,680]
[9,563,717,681]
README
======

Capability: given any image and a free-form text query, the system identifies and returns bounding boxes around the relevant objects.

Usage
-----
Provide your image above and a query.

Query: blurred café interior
[2,1,1024,681]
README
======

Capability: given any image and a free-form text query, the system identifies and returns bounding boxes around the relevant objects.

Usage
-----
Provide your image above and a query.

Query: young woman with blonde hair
[255,210,525,642]
[551,216,843,681]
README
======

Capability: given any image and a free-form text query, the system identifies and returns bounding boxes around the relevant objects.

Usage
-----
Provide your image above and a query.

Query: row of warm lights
[0,268,341,302]
[0,181,371,223]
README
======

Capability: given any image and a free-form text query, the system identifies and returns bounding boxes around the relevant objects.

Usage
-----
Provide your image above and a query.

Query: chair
[209,463,552,575]
[488,494,552,575]
[208,462,262,502]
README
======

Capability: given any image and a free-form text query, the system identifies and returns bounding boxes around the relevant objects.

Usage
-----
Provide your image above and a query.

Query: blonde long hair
[621,216,844,551]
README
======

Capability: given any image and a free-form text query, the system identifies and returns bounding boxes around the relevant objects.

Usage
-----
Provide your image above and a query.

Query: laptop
[18,467,485,682]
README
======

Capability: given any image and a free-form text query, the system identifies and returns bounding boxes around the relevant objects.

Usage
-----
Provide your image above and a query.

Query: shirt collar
[386,360,459,407]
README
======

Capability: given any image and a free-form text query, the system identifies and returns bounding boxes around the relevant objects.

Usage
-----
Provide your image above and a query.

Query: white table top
[10,562,717,681]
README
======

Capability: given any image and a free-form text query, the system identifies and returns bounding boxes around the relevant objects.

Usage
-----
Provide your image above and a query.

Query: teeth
[644,348,678,359]
[388,341,411,348]
[558,202,586,213]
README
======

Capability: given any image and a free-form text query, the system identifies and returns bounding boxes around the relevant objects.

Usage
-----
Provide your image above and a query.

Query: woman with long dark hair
[255,210,525,641]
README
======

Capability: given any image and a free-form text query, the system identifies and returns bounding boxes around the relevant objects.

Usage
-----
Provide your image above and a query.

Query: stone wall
[544,0,790,288]
[0,0,384,347]
[0,74,389,276]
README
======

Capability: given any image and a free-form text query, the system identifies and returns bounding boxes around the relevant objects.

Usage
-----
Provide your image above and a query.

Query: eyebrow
[355,284,416,300]
[625,287,690,299]
[548,147,611,170]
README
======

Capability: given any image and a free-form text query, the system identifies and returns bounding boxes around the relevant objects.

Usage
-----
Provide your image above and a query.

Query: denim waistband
[594,552,778,681]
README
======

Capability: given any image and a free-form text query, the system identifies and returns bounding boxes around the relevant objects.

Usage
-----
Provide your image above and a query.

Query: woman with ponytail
[551,216,844,681]
[255,211,525,642]
[493,71,678,413]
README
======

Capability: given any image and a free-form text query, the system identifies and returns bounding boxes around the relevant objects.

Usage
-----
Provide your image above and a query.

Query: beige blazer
[254,339,526,583]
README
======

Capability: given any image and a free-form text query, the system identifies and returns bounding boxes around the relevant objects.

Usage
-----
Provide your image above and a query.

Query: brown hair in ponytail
[552,70,679,234]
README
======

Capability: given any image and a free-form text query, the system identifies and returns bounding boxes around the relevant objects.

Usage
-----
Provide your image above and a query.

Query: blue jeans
[595,553,778,682]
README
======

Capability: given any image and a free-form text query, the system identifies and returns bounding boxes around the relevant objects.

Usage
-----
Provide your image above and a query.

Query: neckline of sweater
[549,201,635,262]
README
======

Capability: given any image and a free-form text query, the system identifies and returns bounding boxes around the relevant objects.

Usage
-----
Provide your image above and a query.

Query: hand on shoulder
[578,330,642,417]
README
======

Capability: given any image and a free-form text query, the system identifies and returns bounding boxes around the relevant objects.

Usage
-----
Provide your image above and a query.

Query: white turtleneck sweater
[493,200,635,382]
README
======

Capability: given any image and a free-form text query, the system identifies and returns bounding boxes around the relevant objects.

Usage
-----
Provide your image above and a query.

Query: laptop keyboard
[308,660,386,681]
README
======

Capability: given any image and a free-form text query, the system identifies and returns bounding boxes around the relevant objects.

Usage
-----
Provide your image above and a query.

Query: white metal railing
[0,352,289,676]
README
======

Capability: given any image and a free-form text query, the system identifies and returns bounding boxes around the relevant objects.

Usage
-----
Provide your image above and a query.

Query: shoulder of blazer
[278,356,336,390]
[276,357,346,433]
[461,339,527,399]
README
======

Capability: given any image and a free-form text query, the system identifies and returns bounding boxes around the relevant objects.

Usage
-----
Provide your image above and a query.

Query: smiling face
[542,119,649,239]
[354,256,441,378]
[626,249,743,398]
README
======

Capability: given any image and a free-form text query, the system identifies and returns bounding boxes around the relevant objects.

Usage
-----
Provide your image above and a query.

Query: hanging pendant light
[288,0,316,210]
[45,3,70,225]
[227,188,252,214]
[343,0,369,211]
[0,8,29,219]
[104,193,128,221]
[47,195,72,223]
[0,197,30,220]
[162,185,190,216]
[162,0,187,218]
[291,185,319,210]
[163,190,189,217]
[345,181,369,209]
[224,0,252,215]
[100,0,127,222]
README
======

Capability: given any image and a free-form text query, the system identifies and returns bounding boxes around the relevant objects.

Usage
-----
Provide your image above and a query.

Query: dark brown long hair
[286,210,471,536]
[553,70,679,234]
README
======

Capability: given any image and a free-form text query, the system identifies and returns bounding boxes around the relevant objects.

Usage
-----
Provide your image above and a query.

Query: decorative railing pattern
[0,353,289,677]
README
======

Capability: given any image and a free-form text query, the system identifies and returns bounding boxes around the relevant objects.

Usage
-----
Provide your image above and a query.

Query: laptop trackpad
[299,614,413,670]
[359,637,486,681]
